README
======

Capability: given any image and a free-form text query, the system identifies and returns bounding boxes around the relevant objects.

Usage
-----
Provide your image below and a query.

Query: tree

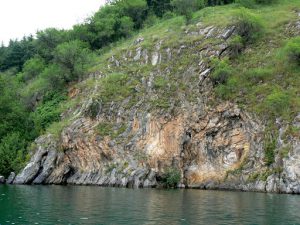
[0,74,30,139]
[35,28,70,62]
[0,132,27,177]
[146,0,172,17]
[116,0,148,29]
[0,36,36,72]
[53,40,93,82]
[171,0,205,23]
[206,0,235,5]
[22,56,46,82]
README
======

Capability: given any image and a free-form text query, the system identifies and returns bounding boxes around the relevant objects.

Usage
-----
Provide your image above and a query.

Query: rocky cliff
[13,16,300,193]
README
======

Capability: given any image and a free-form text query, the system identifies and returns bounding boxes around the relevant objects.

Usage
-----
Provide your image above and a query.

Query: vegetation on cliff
[0,0,299,179]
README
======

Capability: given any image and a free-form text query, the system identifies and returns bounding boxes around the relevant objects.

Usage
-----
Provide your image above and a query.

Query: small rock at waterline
[6,172,16,184]
[0,176,5,184]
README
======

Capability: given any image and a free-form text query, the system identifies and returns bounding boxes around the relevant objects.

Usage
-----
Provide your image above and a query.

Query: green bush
[164,167,181,188]
[244,68,273,83]
[255,0,277,4]
[264,137,276,166]
[215,77,238,99]
[236,0,256,8]
[40,64,65,90]
[99,73,136,103]
[228,35,244,57]
[22,56,46,82]
[211,58,233,85]
[86,99,102,119]
[31,92,67,134]
[234,9,264,44]
[171,0,205,23]
[0,132,28,177]
[96,122,127,138]
[153,77,168,89]
[237,0,277,8]
[263,90,290,117]
[283,37,300,66]
[53,40,93,82]
[97,122,114,137]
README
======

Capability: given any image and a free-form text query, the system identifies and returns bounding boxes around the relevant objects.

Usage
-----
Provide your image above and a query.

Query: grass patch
[96,121,127,139]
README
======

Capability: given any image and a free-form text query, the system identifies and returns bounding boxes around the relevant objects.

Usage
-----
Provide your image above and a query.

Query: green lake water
[0,185,300,224]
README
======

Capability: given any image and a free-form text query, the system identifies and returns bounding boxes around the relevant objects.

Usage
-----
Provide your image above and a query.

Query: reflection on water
[0,185,300,224]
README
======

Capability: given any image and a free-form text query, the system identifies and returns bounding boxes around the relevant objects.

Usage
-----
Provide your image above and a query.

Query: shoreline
[2,183,298,195]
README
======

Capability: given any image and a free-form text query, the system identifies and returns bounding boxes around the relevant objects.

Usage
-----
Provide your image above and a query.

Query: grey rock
[33,149,58,184]
[14,135,57,184]
[266,175,280,192]
[6,172,15,184]
[0,176,5,184]
[133,47,142,61]
[151,52,159,65]
[221,26,235,40]
[14,161,41,184]
[134,37,144,45]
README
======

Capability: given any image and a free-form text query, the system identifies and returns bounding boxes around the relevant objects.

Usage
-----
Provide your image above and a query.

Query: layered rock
[6,172,15,184]
[14,23,300,193]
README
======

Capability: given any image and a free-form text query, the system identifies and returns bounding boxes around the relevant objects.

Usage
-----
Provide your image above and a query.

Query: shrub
[162,11,177,20]
[228,35,244,57]
[215,77,238,99]
[279,145,291,158]
[263,90,290,117]
[22,56,46,82]
[264,137,276,166]
[96,122,127,138]
[283,37,300,66]
[99,73,136,103]
[143,13,160,28]
[31,92,67,133]
[236,0,256,8]
[244,68,273,83]
[0,132,27,177]
[97,122,114,137]
[236,0,277,8]
[40,64,66,90]
[211,58,233,85]
[255,0,277,4]
[151,97,171,109]
[86,99,102,119]
[234,9,264,44]
[205,0,235,6]
[164,167,181,188]
[53,40,93,82]
[171,0,205,23]
[153,77,168,89]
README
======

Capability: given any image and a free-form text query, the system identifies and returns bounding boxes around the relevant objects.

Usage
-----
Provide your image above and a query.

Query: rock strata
[14,23,300,194]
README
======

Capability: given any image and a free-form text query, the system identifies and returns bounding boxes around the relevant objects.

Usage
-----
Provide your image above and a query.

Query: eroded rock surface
[14,24,300,193]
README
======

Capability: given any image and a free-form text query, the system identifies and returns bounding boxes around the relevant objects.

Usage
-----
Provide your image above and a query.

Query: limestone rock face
[14,23,300,193]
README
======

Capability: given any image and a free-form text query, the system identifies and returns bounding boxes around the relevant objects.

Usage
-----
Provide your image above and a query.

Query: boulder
[6,172,15,184]
[14,162,41,184]
[0,176,5,184]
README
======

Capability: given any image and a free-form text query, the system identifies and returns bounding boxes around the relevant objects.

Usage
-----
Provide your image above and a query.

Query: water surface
[0,185,300,224]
